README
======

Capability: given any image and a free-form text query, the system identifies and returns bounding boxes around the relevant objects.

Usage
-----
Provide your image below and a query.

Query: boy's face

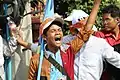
[44,24,63,48]
[102,13,118,31]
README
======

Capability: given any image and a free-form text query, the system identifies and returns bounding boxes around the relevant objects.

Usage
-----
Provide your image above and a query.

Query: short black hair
[43,21,63,36]
[102,4,120,18]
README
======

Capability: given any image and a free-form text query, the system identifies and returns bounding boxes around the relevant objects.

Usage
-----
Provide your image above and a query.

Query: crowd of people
[0,0,120,80]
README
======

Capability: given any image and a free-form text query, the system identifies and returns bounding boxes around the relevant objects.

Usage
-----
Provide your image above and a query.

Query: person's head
[64,10,97,35]
[39,14,64,50]
[102,4,120,32]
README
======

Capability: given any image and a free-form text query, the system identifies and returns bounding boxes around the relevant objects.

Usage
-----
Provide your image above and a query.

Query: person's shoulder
[94,30,106,38]
[91,35,106,40]
[89,35,106,43]
[60,43,71,52]
[95,30,104,34]
[87,36,107,49]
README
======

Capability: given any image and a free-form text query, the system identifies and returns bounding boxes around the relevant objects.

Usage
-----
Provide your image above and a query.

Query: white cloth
[3,37,17,57]
[30,43,39,53]
[64,10,89,22]
[0,35,17,80]
[77,35,120,80]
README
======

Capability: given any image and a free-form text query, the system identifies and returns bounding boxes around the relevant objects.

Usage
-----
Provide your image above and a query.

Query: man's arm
[17,38,39,53]
[70,0,101,54]
[84,0,101,31]
[11,29,39,53]
[102,39,120,68]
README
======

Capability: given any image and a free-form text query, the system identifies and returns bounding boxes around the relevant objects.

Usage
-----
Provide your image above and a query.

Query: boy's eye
[50,28,62,32]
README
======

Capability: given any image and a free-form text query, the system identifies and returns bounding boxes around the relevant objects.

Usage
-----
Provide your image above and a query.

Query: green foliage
[68,0,120,28]
[55,0,120,35]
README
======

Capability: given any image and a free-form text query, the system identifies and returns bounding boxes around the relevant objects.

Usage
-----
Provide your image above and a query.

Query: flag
[37,0,54,80]
[43,0,54,20]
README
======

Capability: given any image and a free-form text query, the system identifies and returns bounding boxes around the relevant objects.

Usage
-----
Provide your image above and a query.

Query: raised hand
[94,0,101,4]
[84,0,101,31]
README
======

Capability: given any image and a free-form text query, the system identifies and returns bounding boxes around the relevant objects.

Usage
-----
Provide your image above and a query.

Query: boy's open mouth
[55,35,61,41]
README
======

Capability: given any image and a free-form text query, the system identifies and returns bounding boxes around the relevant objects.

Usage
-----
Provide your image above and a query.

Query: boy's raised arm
[70,0,101,54]
[85,0,101,31]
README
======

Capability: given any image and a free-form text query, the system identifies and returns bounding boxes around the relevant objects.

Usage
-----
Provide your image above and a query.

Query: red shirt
[95,31,120,46]
[60,45,75,80]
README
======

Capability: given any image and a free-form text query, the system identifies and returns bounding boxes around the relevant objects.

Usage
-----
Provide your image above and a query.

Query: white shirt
[63,35,120,80]
[77,35,120,80]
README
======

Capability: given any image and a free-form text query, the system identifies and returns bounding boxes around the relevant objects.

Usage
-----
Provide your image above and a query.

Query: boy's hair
[102,5,120,18]
[43,21,63,36]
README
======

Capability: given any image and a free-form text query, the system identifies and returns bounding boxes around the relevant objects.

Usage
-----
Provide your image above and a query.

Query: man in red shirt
[94,5,120,80]
[95,5,120,46]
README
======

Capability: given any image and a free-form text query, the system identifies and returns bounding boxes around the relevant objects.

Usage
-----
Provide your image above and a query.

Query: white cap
[65,9,98,31]
[64,10,89,24]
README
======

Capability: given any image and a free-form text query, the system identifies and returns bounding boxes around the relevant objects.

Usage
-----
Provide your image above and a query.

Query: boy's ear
[42,34,46,41]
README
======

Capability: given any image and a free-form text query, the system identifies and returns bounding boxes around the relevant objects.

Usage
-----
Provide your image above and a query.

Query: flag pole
[3,4,12,80]
[37,0,54,80]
